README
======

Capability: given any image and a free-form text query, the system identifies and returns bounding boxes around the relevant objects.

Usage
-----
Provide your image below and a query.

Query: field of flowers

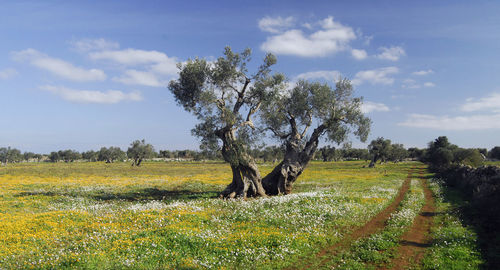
[0,161,415,269]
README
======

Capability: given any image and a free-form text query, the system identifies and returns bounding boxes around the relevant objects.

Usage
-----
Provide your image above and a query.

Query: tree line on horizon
[1,137,498,167]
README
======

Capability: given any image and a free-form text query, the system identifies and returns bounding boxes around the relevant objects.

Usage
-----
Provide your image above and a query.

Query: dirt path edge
[380,169,436,270]
[293,167,415,270]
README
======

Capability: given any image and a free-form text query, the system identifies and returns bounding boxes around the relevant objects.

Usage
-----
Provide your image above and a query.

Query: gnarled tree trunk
[369,154,379,168]
[218,129,267,199]
[262,125,325,195]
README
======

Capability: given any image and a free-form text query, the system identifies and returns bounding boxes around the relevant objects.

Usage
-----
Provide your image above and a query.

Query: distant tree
[82,150,98,162]
[338,144,370,161]
[127,139,155,166]
[159,150,173,159]
[320,146,336,162]
[489,146,500,160]
[23,152,36,161]
[368,137,392,167]
[0,147,22,165]
[453,148,484,167]
[425,136,457,170]
[33,153,43,162]
[260,145,283,163]
[387,143,408,162]
[349,148,370,161]
[58,150,81,162]
[49,151,61,163]
[98,147,126,163]
[408,147,425,160]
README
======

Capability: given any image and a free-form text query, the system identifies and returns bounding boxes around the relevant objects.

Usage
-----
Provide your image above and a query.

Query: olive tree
[98,147,126,163]
[260,79,370,195]
[319,146,337,162]
[82,150,98,162]
[127,139,155,166]
[368,137,392,167]
[489,146,500,160]
[425,136,457,170]
[0,147,22,165]
[169,47,370,198]
[387,143,408,162]
[169,47,285,198]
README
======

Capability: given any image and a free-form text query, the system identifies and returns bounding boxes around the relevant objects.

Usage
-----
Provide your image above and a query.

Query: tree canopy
[169,46,370,198]
[127,139,155,166]
[424,136,484,170]
[368,137,391,167]
[0,147,22,165]
[98,147,126,163]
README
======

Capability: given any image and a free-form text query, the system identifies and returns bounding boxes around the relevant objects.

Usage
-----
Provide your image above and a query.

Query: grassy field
[419,178,483,269]
[1,161,417,269]
[485,160,500,167]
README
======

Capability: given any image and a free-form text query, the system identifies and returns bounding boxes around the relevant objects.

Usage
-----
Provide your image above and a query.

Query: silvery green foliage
[127,139,155,166]
[169,47,285,151]
[260,79,370,145]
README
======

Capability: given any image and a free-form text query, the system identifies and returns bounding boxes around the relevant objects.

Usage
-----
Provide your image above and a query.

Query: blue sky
[1,0,499,153]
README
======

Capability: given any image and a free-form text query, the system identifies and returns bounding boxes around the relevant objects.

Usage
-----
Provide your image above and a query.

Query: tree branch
[288,112,299,138]
[300,111,313,138]
[239,102,261,130]
[266,127,290,139]
[233,77,251,114]
[302,123,327,158]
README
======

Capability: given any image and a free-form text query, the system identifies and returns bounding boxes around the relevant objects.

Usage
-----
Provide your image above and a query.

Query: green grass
[484,160,500,167]
[419,178,483,269]
[0,160,415,269]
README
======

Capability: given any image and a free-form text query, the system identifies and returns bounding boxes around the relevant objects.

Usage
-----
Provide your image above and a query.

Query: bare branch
[233,78,251,114]
[239,102,261,130]
[302,123,327,158]
[266,127,291,139]
[226,83,239,94]
[287,112,299,138]
[300,111,313,138]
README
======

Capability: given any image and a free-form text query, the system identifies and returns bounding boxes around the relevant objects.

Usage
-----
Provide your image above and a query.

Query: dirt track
[295,167,415,269]
[380,169,436,270]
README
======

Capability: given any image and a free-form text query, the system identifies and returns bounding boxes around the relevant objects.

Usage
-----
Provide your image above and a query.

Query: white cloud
[361,101,390,113]
[113,70,164,87]
[11,49,106,81]
[295,70,341,82]
[89,49,176,68]
[258,16,294,33]
[90,48,178,87]
[399,113,500,130]
[412,69,434,76]
[402,78,420,89]
[0,68,18,79]
[260,16,356,57]
[376,46,406,61]
[302,23,313,30]
[461,92,500,113]
[352,67,399,85]
[41,85,142,104]
[402,79,435,89]
[71,38,120,52]
[351,49,367,60]
[150,60,178,76]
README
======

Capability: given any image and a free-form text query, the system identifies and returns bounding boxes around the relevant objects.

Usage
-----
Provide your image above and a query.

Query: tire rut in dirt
[379,168,436,270]
[293,167,415,270]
